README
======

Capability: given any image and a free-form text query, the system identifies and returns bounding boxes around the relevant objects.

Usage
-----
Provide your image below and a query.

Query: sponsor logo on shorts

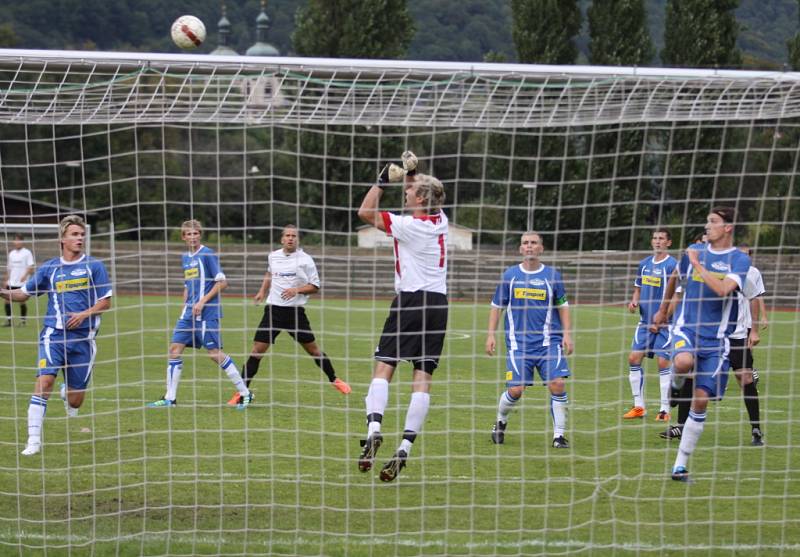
[39,359,47,368]
[675,340,686,349]
[641,275,662,287]
[514,287,546,300]
[505,371,513,381]
[56,277,89,293]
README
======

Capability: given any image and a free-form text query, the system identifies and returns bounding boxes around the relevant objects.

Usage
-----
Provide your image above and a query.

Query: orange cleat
[655,410,671,422]
[226,391,242,407]
[332,378,351,394]
[623,406,646,419]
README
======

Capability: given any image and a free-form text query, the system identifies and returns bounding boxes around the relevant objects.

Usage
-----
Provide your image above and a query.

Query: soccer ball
[171,15,206,49]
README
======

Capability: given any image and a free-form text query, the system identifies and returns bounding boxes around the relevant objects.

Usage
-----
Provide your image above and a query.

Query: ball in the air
[171,15,206,49]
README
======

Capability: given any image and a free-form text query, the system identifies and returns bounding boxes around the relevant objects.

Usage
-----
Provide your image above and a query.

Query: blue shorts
[672,329,730,400]
[37,327,97,391]
[171,317,222,350]
[505,344,570,387]
[631,323,671,359]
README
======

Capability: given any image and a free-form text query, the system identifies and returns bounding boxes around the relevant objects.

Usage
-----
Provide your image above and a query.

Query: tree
[788,0,800,69]
[662,0,742,68]
[511,0,581,65]
[588,0,654,66]
[293,0,414,59]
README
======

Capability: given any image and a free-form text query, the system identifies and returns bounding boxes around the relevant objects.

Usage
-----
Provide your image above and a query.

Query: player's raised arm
[686,247,741,297]
[358,163,405,230]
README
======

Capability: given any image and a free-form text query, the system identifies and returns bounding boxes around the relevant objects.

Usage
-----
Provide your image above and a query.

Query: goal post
[0,48,798,555]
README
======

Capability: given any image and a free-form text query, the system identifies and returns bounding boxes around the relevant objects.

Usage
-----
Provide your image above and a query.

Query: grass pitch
[1,295,799,556]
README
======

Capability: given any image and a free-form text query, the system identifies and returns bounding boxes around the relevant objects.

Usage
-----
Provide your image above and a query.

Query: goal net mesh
[0,49,798,555]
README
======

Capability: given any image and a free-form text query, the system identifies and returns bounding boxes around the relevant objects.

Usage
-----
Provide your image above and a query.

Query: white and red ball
[171,15,206,49]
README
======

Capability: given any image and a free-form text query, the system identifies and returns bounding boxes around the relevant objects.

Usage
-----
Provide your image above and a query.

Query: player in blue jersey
[1,215,112,456]
[486,232,573,449]
[146,220,251,409]
[653,207,751,481]
[623,229,677,422]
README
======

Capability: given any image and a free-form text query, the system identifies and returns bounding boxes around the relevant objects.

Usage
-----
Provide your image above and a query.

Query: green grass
[1,295,799,556]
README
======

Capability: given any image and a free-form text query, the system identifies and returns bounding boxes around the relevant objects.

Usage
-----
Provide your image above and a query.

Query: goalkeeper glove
[378,163,405,186]
[401,150,418,176]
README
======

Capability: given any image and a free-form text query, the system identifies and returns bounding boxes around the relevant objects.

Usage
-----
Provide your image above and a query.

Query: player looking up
[3,234,35,327]
[1,215,112,456]
[486,232,573,449]
[623,229,677,422]
[356,151,449,482]
[227,224,350,406]
[147,220,251,409]
[655,207,751,481]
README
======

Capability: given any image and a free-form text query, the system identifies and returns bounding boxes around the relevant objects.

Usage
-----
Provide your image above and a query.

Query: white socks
[496,391,520,423]
[27,396,47,449]
[675,411,706,469]
[658,367,672,412]
[221,356,248,396]
[629,365,644,408]
[551,392,569,438]
[365,378,389,437]
[165,358,183,401]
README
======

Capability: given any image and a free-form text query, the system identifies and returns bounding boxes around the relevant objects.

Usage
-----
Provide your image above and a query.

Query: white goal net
[0,49,798,555]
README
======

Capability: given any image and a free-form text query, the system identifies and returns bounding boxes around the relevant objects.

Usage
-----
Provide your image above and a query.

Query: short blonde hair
[181,219,203,234]
[413,174,445,213]
[59,215,86,238]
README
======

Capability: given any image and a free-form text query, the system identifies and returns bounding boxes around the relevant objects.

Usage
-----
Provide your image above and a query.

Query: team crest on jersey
[641,275,661,287]
[514,287,546,300]
[711,261,730,272]
[56,277,89,293]
[70,268,88,276]
[529,278,545,286]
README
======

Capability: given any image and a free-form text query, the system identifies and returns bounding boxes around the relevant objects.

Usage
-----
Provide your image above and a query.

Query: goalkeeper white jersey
[380,210,448,295]
[730,266,766,340]
[266,248,320,307]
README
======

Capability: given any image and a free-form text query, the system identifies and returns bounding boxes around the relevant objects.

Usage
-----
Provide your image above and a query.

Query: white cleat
[21,443,41,456]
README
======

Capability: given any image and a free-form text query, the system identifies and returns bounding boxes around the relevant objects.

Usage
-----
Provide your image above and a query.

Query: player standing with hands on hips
[1,215,112,456]
[356,151,449,482]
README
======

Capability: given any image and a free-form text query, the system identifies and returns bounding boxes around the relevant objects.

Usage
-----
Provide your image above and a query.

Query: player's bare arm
[281,283,320,301]
[687,248,740,297]
[558,305,574,355]
[650,269,679,332]
[485,306,502,355]
[0,288,30,303]
[357,185,387,231]
[254,273,271,304]
[757,296,768,330]
[627,286,641,313]
[66,296,112,330]
[193,279,226,317]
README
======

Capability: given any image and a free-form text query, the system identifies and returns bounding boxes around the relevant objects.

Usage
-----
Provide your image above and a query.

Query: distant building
[210,3,237,56]
[246,0,279,57]
[357,223,474,251]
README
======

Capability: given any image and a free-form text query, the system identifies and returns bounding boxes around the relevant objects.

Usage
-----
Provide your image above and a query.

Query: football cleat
[751,427,764,446]
[226,391,242,407]
[236,392,254,410]
[491,421,506,444]
[332,378,351,395]
[358,433,383,472]
[552,436,570,449]
[655,410,671,422]
[379,450,408,482]
[623,406,646,419]
[21,442,41,456]
[671,465,689,482]
[659,425,683,440]
[146,398,176,408]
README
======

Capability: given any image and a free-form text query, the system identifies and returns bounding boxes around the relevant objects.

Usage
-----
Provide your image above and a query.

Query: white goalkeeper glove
[401,150,418,176]
[378,163,405,186]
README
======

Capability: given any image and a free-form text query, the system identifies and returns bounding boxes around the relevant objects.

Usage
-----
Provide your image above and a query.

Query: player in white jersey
[486,232,573,448]
[728,245,767,446]
[4,234,35,326]
[623,229,677,421]
[147,220,251,409]
[653,207,751,481]
[226,224,350,406]
[356,151,448,482]
[1,216,112,455]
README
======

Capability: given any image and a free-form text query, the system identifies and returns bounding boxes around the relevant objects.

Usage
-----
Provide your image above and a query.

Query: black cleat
[379,450,407,482]
[491,421,506,444]
[751,427,764,446]
[358,433,383,472]
[552,436,570,449]
[659,425,683,440]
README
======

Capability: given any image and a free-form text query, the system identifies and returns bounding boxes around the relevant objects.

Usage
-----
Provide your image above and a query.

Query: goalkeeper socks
[221,356,248,395]
[675,411,706,469]
[244,356,261,388]
[27,395,47,446]
[497,390,520,423]
[629,365,644,408]
[20,302,27,319]
[4,302,10,319]
[658,367,672,412]
[743,381,761,429]
[165,358,183,401]
[403,392,430,434]
[313,352,337,382]
[365,378,389,436]
[550,392,568,438]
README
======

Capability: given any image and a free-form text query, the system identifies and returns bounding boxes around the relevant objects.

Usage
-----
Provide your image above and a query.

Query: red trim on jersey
[393,238,401,276]
[380,211,393,234]
[438,233,445,267]
[413,211,442,224]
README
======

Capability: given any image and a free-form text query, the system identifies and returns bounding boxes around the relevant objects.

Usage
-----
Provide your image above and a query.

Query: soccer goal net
[0,49,798,555]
